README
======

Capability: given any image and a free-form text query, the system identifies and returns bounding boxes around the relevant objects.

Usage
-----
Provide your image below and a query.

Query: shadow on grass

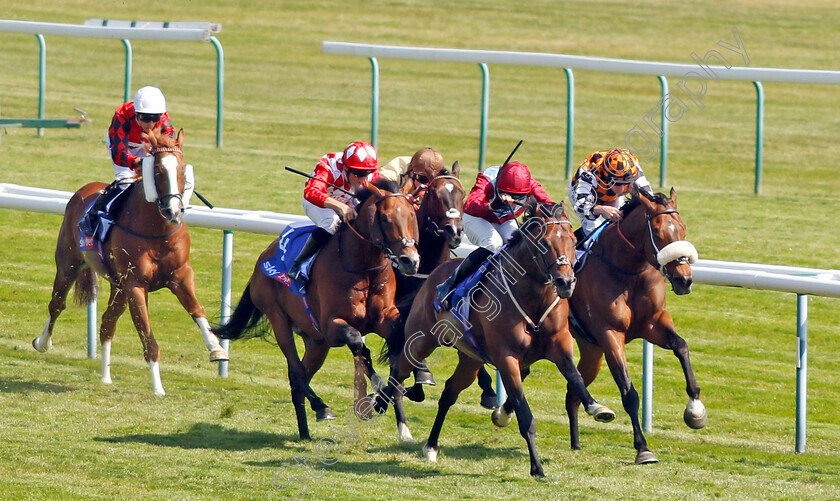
[368,441,524,461]
[246,456,466,479]
[0,377,75,394]
[95,422,303,451]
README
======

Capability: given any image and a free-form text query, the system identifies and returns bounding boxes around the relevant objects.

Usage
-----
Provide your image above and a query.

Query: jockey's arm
[323,196,356,222]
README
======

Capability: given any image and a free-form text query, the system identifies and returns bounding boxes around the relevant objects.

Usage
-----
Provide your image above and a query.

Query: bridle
[149,147,185,218]
[519,204,575,287]
[340,192,417,273]
[614,204,692,278]
[421,175,463,238]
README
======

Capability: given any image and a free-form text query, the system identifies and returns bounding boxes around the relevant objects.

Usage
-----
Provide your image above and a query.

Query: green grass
[2,0,840,499]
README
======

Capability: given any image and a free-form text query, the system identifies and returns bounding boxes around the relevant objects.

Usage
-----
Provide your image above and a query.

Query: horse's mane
[355,178,401,205]
[619,191,670,216]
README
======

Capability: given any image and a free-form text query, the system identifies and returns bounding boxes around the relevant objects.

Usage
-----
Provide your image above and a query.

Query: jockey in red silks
[437,161,553,308]
[79,86,177,234]
[288,141,381,283]
[568,148,653,239]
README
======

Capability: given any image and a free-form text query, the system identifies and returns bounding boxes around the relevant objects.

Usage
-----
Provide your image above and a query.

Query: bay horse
[213,179,420,441]
[33,127,228,397]
[564,188,703,464]
[373,202,616,477]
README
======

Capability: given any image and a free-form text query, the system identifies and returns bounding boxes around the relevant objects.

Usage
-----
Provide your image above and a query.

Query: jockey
[380,147,446,208]
[79,86,175,234]
[288,141,381,283]
[568,148,653,239]
[437,161,553,308]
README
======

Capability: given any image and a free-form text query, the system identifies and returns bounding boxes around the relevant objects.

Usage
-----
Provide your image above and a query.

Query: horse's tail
[73,268,97,306]
[212,281,269,341]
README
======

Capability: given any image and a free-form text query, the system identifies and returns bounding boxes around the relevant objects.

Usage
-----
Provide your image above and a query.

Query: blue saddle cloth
[258,222,322,331]
[258,222,319,297]
[434,250,501,363]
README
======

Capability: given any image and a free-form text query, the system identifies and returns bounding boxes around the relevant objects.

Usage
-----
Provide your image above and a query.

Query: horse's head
[418,169,464,249]
[514,201,577,298]
[361,181,421,276]
[637,188,699,295]
[141,127,188,225]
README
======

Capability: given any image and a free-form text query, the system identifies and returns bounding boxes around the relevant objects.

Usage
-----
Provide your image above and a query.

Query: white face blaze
[160,154,181,214]
[444,182,454,193]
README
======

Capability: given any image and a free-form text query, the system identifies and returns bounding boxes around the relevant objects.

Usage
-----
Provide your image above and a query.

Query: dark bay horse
[213,180,420,441]
[33,127,228,396]
[565,188,703,464]
[374,202,616,477]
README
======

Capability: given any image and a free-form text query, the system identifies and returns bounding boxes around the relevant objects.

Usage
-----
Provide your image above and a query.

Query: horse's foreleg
[550,331,616,424]
[602,335,657,464]
[99,285,127,384]
[492,355,544,478]
[373,305,415,443]
[424,352,482,464]
[646,310,707,429]
[565,341,604,450]
[126,284,164,397]
[167,266,228,361]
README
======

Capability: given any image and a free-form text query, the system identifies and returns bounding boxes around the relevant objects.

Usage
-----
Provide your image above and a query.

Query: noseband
[616,206,694,278]
[422,175,464,237]
[342,192,416,270]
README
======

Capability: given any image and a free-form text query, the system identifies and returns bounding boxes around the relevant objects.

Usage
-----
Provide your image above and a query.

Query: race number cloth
[258,221,321,331]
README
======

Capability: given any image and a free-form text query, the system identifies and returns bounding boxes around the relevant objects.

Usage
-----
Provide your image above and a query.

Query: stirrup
[288,263,306,284]
[436,281,454,310]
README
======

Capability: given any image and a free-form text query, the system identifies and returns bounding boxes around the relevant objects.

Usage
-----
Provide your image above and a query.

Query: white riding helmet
[133,86,167,114]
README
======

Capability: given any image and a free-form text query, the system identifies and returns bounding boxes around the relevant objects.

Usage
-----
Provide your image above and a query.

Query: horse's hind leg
[301,336,335,421]
[424,352,482,464]
[167,266,228,362]
[99,284,127,384]
[565,341,605,450]
[646,310,707,429]
[34,249,85,353]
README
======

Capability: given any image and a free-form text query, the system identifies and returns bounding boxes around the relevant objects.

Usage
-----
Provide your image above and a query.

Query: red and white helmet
[496,161,532,194]
[342,141,379,171]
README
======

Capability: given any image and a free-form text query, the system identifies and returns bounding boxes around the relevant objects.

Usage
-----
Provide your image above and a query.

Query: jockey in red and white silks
[463,161,553,253]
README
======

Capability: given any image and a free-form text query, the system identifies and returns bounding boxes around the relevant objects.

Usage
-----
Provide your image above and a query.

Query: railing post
[642,340,654,432]
[121,39,132,102]
[369,57,379,150]
[478,63,489,172]
[210,36,224,148]
[753,81,764,195]
[87,278,97,359]
[219,230,233,377]
[658,76,669,188]
[36,34,46,137]
[795,293,808,453]
[564,68,574,179]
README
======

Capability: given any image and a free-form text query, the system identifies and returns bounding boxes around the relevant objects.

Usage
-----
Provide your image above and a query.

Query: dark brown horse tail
[73,268,97,306]
[212,282,270,341]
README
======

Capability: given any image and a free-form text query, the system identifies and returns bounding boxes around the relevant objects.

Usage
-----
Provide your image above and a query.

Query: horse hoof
[423,443,438,462]
[635,450,658,464]
[592,405,616,423]
[404,384,426,403]
[101,376,112,385]
[684,399,708,429]
[316,408,336,421]
[398,422,417,444]
[32,337,52,353]
[491,407,513,428]
[414,369,436,386]
[531,465,546,478]
[209,347,229,362]
[153,389,166,398]
[480,393,498,410]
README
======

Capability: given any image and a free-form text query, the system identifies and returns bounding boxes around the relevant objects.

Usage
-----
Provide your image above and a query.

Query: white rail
[0,19,214,42]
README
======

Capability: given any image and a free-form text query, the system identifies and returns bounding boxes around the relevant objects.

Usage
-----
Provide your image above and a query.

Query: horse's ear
[451,161,460,178]
[176,128,185,148]
[669,187,677,206]
[366,182,384,199]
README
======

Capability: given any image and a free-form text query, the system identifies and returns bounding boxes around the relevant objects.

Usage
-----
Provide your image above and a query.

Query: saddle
[78,184,132,244]
[574,221,610,273]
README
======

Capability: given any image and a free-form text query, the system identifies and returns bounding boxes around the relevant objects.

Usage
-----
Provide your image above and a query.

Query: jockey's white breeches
[302,198,342,235]
[463,213,518,253]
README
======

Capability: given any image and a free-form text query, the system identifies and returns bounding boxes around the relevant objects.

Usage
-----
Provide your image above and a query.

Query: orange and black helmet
[602,148,640,185]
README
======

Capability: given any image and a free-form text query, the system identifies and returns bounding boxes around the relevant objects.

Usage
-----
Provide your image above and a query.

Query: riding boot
[79,181,121,235]
[288,228,332,284]
[436,246,493,310]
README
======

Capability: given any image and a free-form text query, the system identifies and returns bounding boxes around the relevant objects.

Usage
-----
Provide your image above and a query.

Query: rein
[601,206,680,275]
[338,192,416,274]
[112,220,183,240]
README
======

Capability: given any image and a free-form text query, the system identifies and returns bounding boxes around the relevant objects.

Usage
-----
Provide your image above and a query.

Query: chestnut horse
[213,180,420,441]
[374,202,616,477]
[33,127,228,396]
[564,188,704,464]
